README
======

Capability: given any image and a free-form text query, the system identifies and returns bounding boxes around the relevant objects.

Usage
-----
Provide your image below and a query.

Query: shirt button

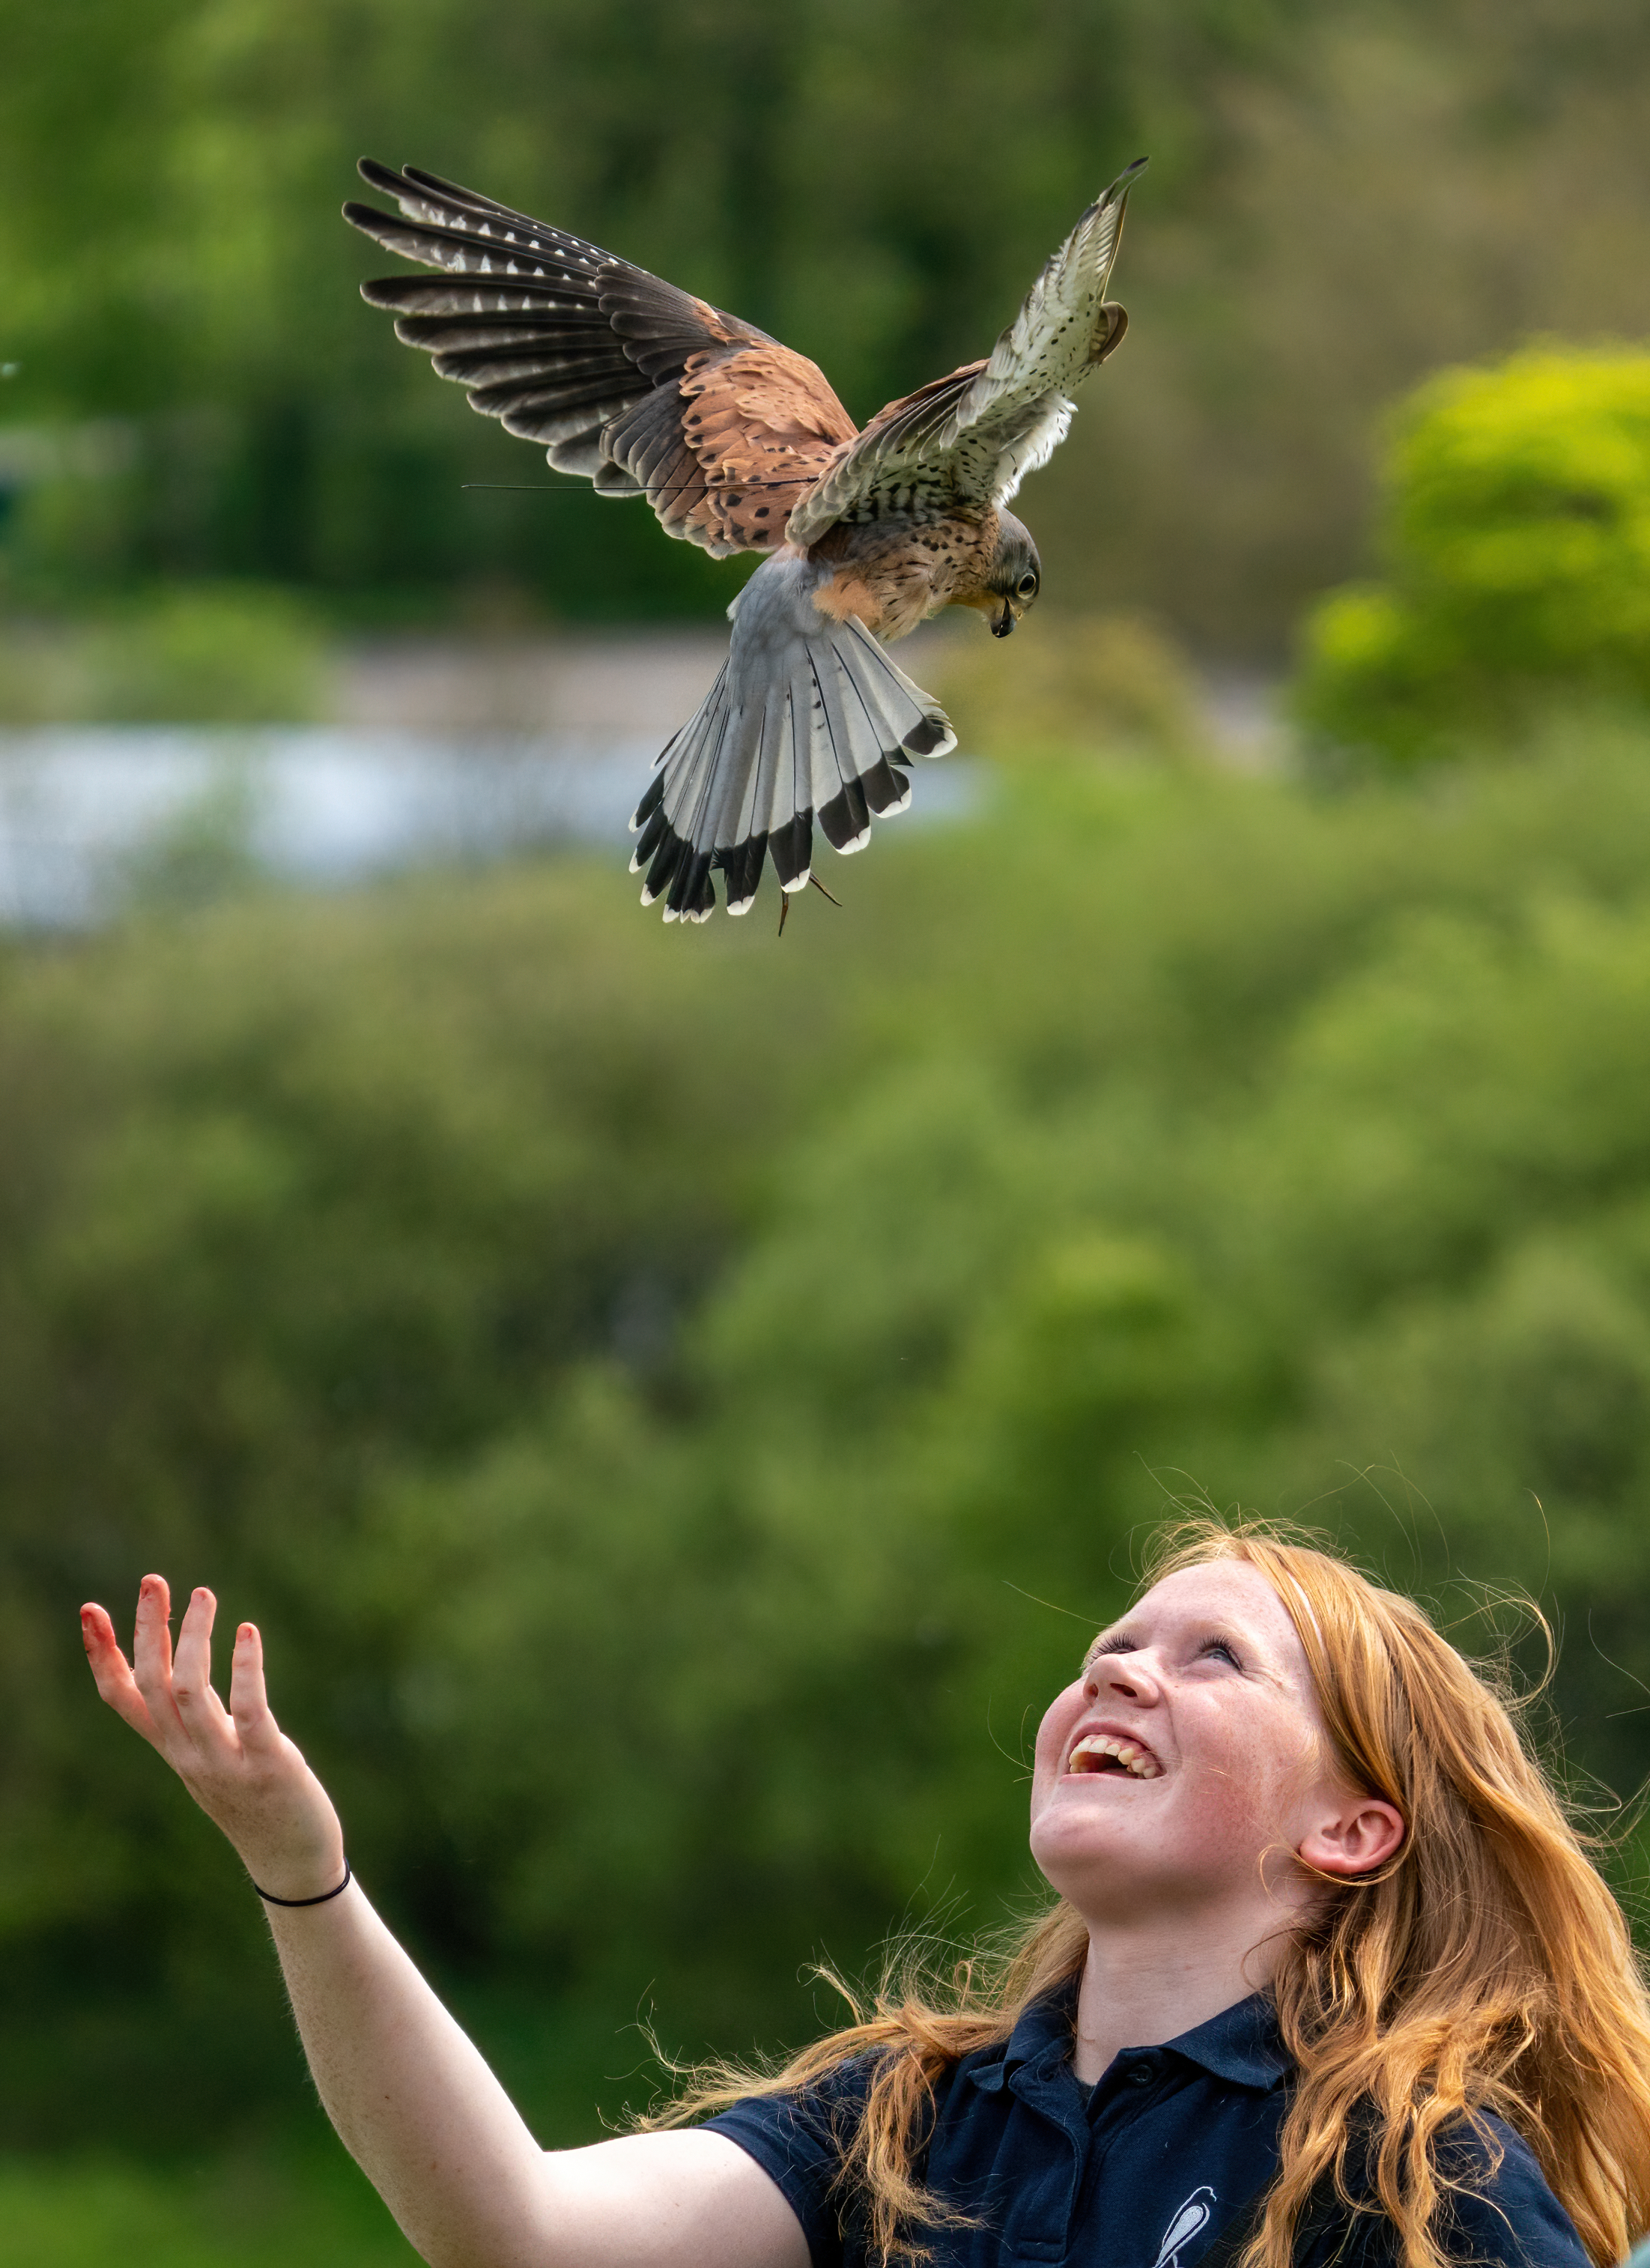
[1127,2064,1154,2085]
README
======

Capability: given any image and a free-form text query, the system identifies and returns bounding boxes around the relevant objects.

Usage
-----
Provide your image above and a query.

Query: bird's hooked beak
[992,600,1016,639]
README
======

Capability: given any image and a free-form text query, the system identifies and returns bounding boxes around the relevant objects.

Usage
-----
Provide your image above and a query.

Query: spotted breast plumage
[343,156,1145,923]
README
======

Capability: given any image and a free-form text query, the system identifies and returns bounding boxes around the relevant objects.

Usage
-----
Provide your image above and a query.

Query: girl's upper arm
[1442,2128,1593,2268]
[542,2129,814,2268]
[1293,2118,1592,2268]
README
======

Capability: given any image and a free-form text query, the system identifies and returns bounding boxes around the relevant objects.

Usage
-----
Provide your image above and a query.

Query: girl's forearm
[263,1885,808,2268]
[264,1881,556,2268]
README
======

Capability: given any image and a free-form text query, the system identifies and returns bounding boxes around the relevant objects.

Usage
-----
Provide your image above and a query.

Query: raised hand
[81,1575,347,1903]
[80,1577,808,2268]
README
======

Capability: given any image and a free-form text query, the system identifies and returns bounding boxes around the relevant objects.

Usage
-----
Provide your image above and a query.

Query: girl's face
[1029,1560,1356,1923]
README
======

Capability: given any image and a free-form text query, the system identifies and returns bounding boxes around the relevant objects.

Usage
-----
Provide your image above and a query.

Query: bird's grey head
[985,512,1041,637]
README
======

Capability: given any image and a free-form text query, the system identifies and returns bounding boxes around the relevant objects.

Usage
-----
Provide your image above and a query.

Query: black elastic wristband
[251,1861,352,1908]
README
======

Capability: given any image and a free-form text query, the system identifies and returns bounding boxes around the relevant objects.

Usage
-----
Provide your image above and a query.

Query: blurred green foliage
[1295,349,1650,762]
[77,586,330,723]
[930,612,1204,762]
[2,0,1650,644]
[7,725,1650,2195]
[0,0,1258,624]
[0,2141,415,2267]
[0,583,331,722]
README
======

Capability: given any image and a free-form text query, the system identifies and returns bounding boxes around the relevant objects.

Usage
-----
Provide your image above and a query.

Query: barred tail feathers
[626,563,955,924]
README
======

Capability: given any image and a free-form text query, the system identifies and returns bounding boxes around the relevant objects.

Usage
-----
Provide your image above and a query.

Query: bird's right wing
[786,157,1144,547]
[344,161,859,559]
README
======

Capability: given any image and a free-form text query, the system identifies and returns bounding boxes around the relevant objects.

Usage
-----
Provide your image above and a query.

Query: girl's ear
[1299,1795,1406,1879]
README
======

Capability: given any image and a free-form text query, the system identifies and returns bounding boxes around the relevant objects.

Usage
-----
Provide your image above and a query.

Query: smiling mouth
[1066,1734,1160,1780]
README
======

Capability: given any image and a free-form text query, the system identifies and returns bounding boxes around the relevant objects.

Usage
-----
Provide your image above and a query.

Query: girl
[82,1520,1650,2266]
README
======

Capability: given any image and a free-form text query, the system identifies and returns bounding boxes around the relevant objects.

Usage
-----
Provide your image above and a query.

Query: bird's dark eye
[1016,573,1038,598]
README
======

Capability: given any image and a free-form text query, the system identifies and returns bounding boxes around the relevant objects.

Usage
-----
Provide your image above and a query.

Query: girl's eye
[1199,1637,1241,1668]
[1088,1635,1135,1666]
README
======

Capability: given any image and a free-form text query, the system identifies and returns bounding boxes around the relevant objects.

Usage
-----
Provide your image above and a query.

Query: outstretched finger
[172,1586,234,1746]
[227,1622,285,1756]
[130,1574,178,1720]
[81,1602,163,1744]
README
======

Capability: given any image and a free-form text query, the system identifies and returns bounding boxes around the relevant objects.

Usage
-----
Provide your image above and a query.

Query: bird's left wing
[786,157,1145,548]
[344,161,858,559]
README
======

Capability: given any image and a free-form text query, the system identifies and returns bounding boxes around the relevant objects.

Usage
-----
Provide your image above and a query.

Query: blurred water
[0,727,985,927]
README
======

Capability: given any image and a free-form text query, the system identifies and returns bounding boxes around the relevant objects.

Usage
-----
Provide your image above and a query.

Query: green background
[6,1,1650,2259]
[4,0,1650,648]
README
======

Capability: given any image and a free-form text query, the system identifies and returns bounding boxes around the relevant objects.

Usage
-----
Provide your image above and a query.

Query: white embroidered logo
[1152,2186,1216,2268]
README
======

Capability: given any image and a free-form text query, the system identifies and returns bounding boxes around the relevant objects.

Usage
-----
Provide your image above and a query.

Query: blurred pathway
[0,628,980,928]
[333,629,732,736]
[0,630,1276,927]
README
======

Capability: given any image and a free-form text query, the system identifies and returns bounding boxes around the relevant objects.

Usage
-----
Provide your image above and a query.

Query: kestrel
[345,157,1145,923]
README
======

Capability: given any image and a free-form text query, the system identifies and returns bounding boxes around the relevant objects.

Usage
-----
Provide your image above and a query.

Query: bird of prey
[344,157,1145,923]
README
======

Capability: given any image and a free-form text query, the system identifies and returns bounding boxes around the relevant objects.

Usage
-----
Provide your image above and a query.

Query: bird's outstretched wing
[344,161,858,560]
[786,157,1145,548]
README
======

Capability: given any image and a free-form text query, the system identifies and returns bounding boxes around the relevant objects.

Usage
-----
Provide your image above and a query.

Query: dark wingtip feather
[902,713,954,758]
[628,806,668,871]
[818,775,871,853]
[357,271,417,309]
[1095,157,1150,210]
[642,831,685,906]
[663,847,717,924]
[859,755,912,817]
[344,200,394,244]
[720,832,768,915]
[630,772,665,831]
[769,810,813,891]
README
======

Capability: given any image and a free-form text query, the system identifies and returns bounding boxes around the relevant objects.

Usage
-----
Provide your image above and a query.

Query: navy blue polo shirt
[706,1986,1591,2267]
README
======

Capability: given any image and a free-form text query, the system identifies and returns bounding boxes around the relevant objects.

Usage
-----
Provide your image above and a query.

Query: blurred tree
[1029,0,1650,649]
[1293,349,1650,762]
[9,0,1648,642]
[0,0,1295,619]
[9,724,1650,2151]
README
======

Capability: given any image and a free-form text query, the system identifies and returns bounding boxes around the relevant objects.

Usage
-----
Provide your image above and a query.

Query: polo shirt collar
[998,1974,1082,2080]
[988,1980,1290,2093]
[1163,1990,1292,2090]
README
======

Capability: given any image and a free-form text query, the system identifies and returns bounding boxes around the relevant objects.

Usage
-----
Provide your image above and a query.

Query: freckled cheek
[1178,1735,1304,1852]
[1185,1768,1272,1843]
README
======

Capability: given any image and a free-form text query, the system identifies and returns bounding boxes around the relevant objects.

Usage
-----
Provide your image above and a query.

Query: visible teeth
[1069,1734,1159,1780]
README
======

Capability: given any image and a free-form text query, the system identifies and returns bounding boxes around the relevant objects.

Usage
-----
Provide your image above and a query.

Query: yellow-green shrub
[1294,348,1650,762]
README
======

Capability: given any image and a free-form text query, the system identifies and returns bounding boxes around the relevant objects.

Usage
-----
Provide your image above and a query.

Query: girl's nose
[1087,1655,1161,1704]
